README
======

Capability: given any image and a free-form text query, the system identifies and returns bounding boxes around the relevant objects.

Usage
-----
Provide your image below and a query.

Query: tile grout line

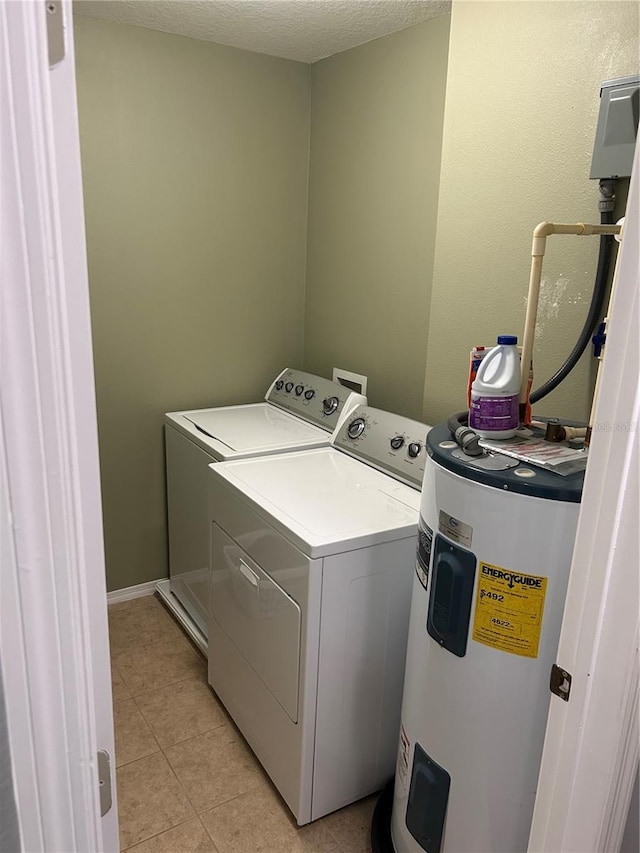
[110,662,132,705]
[123,642,267,834]
[116,664,215,740]
[150,711,256,850]
[114,596,356,852]
[160,727,261,817]
[120,814,218,853]
[111,635,206,697]
[113,600,225,841]
[111,598,203,849]
[144,715,231,752]
[129,679,229,753]
[196,783,267,818]
[192,813,222,851]
[123,667,207,701]
[109,629,202,662]
[112,698,161,771]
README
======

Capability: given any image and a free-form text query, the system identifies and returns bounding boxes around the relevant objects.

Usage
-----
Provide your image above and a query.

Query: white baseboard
[106,579,165,605]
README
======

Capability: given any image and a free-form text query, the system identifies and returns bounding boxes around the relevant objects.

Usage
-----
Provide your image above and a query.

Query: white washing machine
[207,405,431,825]
[158,368,366,653]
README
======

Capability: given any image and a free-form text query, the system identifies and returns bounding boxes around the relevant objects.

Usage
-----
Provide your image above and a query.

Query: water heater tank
[389,422,584,853]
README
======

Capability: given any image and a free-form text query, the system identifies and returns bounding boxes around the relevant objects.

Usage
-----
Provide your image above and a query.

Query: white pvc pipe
[519,221,622,407]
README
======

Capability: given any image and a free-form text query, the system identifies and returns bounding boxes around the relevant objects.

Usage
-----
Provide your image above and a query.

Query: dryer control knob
[348,418,366,439]
[275,380,284,390]
[390,435,405,450]
[304,390,315,400]
[323,396,339,415]
[285,382,294,392]
[295,384,304,396]
[408,442,422,458]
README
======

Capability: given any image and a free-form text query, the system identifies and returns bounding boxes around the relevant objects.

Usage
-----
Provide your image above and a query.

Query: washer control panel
[334,405,431,489]
[266,368,366,432]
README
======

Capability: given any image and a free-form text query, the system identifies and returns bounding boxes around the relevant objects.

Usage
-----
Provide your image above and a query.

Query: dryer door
[211,523,302,722]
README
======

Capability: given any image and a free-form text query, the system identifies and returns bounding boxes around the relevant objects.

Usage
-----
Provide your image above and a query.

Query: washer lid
[209,447,421,558]
[167,403,331,459]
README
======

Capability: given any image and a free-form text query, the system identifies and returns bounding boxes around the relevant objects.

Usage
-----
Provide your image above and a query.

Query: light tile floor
[110,595,376,852]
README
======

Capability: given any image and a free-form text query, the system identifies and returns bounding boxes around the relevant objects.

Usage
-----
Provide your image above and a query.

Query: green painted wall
[74,17,310,591]
[76,5,638,592]
[422,0,638,426]
[304,17,451,421]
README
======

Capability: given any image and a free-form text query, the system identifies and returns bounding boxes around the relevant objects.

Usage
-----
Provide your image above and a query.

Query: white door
[529,140,639,852]
[0,1,118,850]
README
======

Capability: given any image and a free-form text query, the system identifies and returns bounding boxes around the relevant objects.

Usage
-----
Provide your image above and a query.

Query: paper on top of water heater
[479,434,589,475]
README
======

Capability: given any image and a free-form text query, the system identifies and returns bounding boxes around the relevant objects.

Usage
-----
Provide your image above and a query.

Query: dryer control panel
[334,405,431,489]
[265,368,366,432]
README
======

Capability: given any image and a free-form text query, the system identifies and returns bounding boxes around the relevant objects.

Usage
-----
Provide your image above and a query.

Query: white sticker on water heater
[438,510,473,547]
[415,520,433,590]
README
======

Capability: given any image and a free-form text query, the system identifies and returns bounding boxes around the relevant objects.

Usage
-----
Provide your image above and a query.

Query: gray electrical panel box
[590,75,639,179]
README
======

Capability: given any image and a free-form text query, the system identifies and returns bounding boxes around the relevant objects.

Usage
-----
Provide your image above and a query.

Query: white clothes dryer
[159,368,365,653]
[207,405,431,825]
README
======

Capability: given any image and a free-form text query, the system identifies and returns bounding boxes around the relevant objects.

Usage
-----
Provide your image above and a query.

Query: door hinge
[97,749,113,816]
[45,1,65,67]
[550,664,572,701]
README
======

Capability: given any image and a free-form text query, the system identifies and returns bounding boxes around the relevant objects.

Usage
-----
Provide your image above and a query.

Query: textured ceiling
[72,0,451,63]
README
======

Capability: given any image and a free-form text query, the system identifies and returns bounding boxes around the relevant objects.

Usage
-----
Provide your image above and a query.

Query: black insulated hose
[529,209,615,404]
[447,411,483,456]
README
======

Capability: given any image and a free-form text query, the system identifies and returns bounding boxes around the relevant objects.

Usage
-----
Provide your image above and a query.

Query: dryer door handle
[237,557,260,591]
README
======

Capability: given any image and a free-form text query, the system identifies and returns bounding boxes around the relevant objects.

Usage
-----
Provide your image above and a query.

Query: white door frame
[0,1,117,850]
[529,140,639,852]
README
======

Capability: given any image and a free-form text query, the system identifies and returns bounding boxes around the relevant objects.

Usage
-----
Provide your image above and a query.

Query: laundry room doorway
[1,2,118,850]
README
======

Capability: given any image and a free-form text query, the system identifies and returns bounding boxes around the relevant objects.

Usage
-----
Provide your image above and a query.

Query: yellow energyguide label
[472,561,547,658]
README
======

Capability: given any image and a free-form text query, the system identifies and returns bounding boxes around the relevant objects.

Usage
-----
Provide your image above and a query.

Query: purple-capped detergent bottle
[469,335,520,439]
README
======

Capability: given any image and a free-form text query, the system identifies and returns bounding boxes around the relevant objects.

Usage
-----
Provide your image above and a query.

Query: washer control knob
[285,382,294,392]
[347,418,366,439]
[390,435,405,451]
[295,384,304,396]
[275,380,284,390]
[304,389,315,400]
[323,396,339,415]
[408,442,422,458]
